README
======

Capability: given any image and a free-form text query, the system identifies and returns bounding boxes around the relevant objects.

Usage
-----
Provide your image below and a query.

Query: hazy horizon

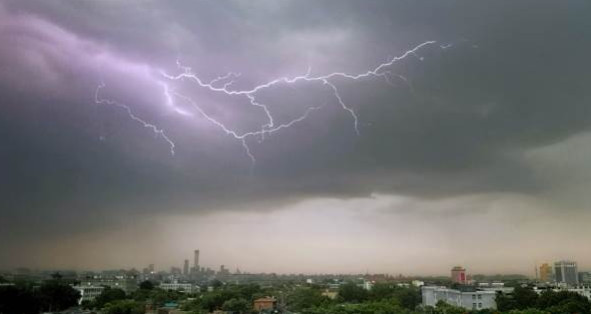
[1,0,591,276]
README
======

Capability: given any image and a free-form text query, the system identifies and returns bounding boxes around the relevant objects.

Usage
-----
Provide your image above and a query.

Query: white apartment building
[79,277,138,293]
[73,285,104,304]
[422,286,497,310]
[159,281,199,293]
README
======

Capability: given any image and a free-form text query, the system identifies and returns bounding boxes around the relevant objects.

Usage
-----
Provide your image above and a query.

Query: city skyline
[2,1,591,275]
[3,247,589,279]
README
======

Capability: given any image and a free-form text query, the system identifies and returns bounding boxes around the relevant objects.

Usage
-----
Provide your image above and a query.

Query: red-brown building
[451,266,467,284]
[253,297,277,311]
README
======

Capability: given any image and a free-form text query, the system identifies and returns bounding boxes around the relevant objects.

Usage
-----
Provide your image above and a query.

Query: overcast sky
[1,0,591,275]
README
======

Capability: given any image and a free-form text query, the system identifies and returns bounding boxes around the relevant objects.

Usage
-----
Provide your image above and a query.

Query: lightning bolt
[97,40,444,167]
[94,82,176,156]
[172,91,322,167]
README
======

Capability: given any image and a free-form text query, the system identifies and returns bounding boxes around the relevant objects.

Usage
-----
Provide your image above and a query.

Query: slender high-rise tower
[194,250,200,271]
[183,259,189,275]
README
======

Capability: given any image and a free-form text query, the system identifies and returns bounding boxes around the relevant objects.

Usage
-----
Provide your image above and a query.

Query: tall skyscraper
[539,263,552,282]
[194,250,200,271]
[451,266,466,284]
[554,260,578,286]
[183,259,189,275]
[219,265,227,274]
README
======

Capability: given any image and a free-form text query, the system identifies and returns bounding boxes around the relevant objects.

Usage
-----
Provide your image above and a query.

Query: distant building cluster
[537,260,590,286]
[422,266,507,310]
[139,248,234,284]
[422,261,591,311]
[143,248,237,296]
[16,248,233,305]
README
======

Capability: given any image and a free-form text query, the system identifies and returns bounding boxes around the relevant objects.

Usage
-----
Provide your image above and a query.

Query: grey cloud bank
[1,0,590,273]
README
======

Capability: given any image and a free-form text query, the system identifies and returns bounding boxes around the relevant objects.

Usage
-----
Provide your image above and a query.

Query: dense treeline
[2,277,591,314]
[286,282,421,313]
[291,282,423,314]
[287,283,591,314]
[78,280,273,314]
[0,278,80,314]
[495,286,591,314]
[181,283,272,313]
[81,282,192,314]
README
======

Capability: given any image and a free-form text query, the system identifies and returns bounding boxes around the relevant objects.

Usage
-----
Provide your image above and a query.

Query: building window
[479,303,482,308]
[472,303,477,309]
[478,294,482,299]
[472,294,476,299]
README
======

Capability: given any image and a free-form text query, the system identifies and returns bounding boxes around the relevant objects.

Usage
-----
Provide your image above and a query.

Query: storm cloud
[1,0,591,273]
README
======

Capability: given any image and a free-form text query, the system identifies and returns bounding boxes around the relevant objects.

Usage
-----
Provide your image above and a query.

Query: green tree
[547,299,590,314]
[139,280,155,290]
[38,279,80,312]
[496,291,518,312]
[181,298,204,313]
[537,290,591,314]
[51,272,63,280]
[80,299,93,309]
[201,291,228,312]
[103,299,144,314]
[393,287,421,310]
[512,286,539,310]
[0,285,43,314]
[368,283,397,301]
[93,287,127,308]
[222,297,250,313]
[367,284,420,310]
[507,310,549,314]
[210,279,224,289]
[130,287,151,302]
[149,288,186,307]
[287,287,332,311]
[338,282,368,303]
[301,299,411,314]
[432,300,465,314]
[235,283,262,301]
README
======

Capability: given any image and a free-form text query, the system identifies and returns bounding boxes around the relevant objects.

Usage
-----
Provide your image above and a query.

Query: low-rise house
[253,296,277,312]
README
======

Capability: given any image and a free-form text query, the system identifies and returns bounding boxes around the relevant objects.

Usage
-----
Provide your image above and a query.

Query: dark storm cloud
[1,0,591,245]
